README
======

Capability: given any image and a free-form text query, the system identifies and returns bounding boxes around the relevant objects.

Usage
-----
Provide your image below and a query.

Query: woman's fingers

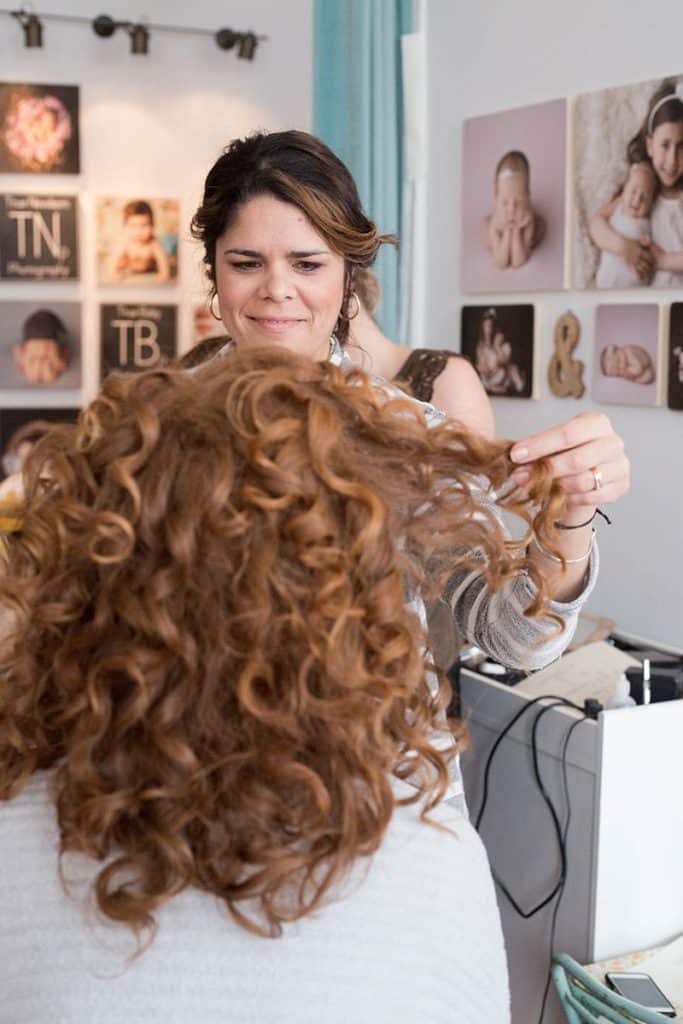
[509,412,630,508]
[557,453,631,506]
[512,433,624,483]
[510,412,614,465]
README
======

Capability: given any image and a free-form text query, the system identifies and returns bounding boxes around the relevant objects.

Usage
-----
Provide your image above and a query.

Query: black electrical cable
[474,694,584,918]
[536,713,586,1024]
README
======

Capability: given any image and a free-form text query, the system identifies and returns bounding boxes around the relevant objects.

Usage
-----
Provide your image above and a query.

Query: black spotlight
[92,14,117,37]
[237,32,258,60]
[215,28,237,50]
[13,10,43,48]
[128,23,149,55]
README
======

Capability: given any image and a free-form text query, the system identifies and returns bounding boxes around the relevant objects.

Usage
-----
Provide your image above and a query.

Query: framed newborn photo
[192,300,228,346]
[668,302,683,411]
[592,304,660,407]
[0,193,78,281]
[573,73,683,290]
[0,301,81,390]
[96,197,179,286]
[461,99,567,293]
[0,83,79,174]
[460,304,534,399]
[0,406,80,490]
[100,303,177,381]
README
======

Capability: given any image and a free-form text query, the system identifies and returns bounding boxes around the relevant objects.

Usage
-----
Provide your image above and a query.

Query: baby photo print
[461,99,567,293]
[592,303,660,406]
[96,197,179,286]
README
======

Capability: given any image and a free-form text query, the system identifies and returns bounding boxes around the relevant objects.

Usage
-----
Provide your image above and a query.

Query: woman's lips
[249,316,303,333]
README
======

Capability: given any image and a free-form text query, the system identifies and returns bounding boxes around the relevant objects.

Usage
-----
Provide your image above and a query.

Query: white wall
[0,0,312,404]
[424,0,683,648]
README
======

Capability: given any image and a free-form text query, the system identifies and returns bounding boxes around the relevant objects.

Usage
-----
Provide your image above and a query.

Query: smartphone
[605,971,676,1017]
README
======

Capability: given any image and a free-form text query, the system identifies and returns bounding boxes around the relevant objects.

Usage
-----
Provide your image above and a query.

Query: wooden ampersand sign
[548,311,585,398]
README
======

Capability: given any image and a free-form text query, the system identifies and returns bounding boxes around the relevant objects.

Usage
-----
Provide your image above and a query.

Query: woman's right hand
[621,237,655,280]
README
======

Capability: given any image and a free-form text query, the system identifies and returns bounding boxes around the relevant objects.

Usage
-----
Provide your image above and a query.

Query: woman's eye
[296,261,322,272]
[230,261,260,271]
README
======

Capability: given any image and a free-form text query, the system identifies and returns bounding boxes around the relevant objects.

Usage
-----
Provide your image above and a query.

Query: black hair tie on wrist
[554,507,611,531]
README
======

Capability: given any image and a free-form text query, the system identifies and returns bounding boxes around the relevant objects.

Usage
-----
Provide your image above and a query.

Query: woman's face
[481,315,494,342]
[646,121,683,194]
[214,194,346,360]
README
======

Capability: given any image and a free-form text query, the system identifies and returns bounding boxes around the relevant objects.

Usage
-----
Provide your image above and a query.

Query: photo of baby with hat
[0,301,81,389]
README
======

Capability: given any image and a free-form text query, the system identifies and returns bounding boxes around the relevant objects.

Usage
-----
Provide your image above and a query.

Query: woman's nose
[260,266,293,301]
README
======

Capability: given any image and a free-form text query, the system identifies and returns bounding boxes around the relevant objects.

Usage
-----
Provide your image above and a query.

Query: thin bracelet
[532,528,595,564]
[554,507,612,531]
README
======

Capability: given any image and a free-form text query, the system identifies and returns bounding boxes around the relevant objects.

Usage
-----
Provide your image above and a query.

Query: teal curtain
[313,0,413,341]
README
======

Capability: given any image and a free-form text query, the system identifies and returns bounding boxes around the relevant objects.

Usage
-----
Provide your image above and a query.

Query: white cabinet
[459,668,683,1024]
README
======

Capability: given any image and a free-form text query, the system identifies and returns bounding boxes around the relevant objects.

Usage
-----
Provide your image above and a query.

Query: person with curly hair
[0,347,572,1022]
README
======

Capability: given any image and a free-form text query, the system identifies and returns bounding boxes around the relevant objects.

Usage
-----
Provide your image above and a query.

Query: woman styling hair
[2,348,571,1021]
[188,129,628,632]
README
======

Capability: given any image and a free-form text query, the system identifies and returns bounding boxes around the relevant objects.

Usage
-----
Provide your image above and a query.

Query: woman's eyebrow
[223,248,330,257]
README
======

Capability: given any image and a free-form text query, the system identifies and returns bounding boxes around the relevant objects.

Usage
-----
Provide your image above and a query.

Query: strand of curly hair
[0,347,566,943]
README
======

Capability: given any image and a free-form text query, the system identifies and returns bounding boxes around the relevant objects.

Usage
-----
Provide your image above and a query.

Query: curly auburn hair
[0,347,564,943]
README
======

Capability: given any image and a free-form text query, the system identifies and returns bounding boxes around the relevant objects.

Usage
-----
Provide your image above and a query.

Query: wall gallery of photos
[0,80,228,481]
[1,74,682,480]
[459,72,683,412]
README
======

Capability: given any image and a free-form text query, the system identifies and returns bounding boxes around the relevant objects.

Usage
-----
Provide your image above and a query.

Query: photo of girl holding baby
[574,76,683,289]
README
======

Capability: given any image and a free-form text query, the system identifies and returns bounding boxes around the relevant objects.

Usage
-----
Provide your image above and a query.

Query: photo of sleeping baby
[96,196,179,285]
[573,75,683,289]
[0,301,81,389]
[668,302,683,411]
[592,304,660,407]
[460,305,534,399]
[461,98,567,293]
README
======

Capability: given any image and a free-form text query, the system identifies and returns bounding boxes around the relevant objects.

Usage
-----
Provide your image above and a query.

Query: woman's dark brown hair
[190,130,395,344]
[627,79,683,188]
[0,348,564,942]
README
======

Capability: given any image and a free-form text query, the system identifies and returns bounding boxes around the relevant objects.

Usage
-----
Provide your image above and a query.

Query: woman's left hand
[508,411,630,514]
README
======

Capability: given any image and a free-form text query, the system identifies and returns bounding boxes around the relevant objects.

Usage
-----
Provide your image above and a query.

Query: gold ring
[592,468,603,491]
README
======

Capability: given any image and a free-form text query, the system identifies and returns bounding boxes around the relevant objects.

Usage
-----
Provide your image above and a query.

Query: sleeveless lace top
[393,349,463,403]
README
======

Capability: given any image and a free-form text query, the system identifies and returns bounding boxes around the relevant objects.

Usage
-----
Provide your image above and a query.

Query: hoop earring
[346,292,361,321]
[209,293,222,322]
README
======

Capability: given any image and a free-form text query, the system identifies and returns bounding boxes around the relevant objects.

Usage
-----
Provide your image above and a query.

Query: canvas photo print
[573,74,683,290]
[0,406,80,503]
[100,303,177,381]
[96,197,179,285]
[0,83,79,174]
[193,300,228,346]
[461,99,567,293]
[668,302,683,411]
[460,304,534,398]
[0,193,78,280]
[0,301,81,389]
[592,304,659,406]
